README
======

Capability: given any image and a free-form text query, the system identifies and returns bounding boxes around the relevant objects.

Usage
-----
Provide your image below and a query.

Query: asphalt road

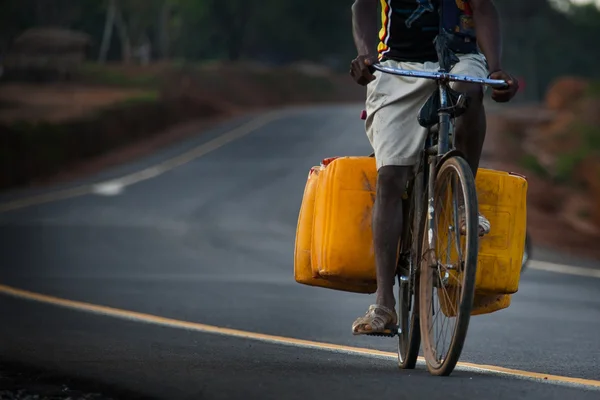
[1,104,599,400]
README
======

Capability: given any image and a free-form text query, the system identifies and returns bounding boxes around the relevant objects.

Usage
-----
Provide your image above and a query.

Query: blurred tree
[98,0,117,63]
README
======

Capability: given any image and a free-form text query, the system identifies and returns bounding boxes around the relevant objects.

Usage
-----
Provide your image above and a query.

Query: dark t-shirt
[378,0,477,63]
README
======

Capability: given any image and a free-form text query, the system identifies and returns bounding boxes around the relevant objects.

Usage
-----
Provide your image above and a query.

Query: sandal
[458,205,491,237]
[352,304,397,335]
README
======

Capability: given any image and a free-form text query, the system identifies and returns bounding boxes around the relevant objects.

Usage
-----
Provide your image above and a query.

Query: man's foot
[458,206,491,237]
[351,304,397,335]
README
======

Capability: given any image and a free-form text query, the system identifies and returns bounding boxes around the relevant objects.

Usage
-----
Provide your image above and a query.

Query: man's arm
[351,0,379,58]
[470,0,518,102]
[469,0,502,73]
[350,0,379,85]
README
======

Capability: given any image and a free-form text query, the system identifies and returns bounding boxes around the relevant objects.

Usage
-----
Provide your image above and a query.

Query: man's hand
[350,55,378,86]
[489,70,519,103]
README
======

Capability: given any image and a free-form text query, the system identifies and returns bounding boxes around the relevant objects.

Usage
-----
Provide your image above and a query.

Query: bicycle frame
[370,62,508,306]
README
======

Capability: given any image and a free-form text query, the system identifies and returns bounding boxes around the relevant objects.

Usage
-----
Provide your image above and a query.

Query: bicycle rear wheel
[396,168,425,369]
[418,155,479,376]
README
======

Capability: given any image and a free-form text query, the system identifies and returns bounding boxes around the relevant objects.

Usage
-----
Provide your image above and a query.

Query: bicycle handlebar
[369,63,509,90]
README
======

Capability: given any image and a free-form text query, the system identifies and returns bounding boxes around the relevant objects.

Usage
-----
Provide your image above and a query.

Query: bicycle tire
[396,168,426,369]
[418,155,479,376]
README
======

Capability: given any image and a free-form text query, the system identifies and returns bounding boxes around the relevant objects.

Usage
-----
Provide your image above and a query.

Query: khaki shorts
[365,52,488,170]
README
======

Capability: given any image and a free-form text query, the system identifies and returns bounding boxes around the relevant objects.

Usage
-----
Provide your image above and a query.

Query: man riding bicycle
[349,0,519,335]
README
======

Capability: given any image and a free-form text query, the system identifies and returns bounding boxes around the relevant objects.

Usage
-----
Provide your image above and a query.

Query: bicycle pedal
[365,325,399,338]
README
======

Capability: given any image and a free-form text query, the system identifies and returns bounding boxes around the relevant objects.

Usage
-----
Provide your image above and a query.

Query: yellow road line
[0,112,284,214]
[1,283,599,390]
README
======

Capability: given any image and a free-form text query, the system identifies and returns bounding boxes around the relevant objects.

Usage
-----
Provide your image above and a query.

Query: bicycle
[361,54,509,376]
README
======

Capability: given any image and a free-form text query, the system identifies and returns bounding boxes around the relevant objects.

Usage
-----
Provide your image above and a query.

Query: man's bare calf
[351,166,411,334]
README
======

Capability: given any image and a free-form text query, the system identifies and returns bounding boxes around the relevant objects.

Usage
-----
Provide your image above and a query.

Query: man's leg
[450,53,491,235]
[352,59,433,335]
[352,166,412,334]
[372,166,412,311]
[453,81,485,178]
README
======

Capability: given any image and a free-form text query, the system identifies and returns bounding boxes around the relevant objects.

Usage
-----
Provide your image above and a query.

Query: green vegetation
[585,81,600,98]
[555,149,587,184]
[577,208,591,219]
[520,154,549,178]
[114,91,160,106]
[581,124,600,150]
[76,63,163,88]
[550,121,600,184]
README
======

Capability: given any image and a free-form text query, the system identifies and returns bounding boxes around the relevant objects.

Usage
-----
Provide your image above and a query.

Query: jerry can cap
[320,157,341,168]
